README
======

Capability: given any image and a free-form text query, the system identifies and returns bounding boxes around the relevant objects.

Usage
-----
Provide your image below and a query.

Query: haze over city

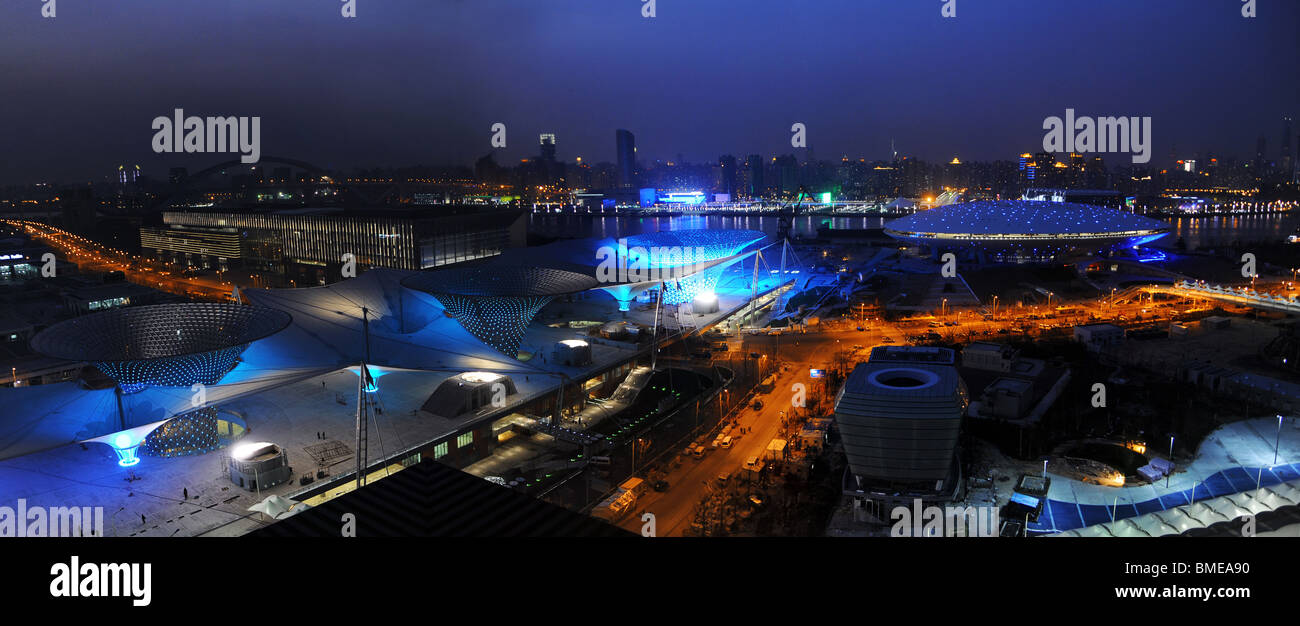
[2,0,1298,185]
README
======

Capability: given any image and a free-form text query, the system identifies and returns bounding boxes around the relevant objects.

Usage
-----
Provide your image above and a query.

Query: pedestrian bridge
[1113,281,1300,314]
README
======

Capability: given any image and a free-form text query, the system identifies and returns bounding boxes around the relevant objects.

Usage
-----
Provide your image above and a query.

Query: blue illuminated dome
[30,303,292,393]
[883,200,1170,262]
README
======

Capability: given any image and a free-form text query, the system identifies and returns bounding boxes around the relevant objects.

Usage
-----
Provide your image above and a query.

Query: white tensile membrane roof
[1049,478,1300,537]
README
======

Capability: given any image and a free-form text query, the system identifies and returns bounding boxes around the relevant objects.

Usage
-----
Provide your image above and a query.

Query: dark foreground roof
[250,459,634,537]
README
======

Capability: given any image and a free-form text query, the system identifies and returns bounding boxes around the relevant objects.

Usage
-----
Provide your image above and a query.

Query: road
[620,360,809,536]
[7,219,245,300]
[612,284,1253,536]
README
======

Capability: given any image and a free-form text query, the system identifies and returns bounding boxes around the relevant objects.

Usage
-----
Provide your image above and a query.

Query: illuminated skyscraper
[539,133,557,162]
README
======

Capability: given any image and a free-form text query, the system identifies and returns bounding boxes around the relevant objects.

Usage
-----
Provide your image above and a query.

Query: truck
[591,487,638,522]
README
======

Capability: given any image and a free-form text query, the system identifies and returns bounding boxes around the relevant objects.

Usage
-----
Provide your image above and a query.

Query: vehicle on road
[652,480,670,492]
[716,472,730,485]
[749,495,764,507]
[721,436,733,448]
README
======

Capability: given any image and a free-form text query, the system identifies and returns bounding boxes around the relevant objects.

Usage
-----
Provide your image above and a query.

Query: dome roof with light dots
[885,200,1169,239]
[883,200,1169,258]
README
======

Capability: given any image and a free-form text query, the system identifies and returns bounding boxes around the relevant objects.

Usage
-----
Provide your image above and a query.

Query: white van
[721,436,733,448]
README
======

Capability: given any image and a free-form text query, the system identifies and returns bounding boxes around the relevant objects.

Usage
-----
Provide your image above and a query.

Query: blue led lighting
[108,432,140,466]
[30,303,291,393]
[618,230,767,267]
[114,446,141,467]
[661,265,726,305]
[433,293,552,357]
[96,344,248,394]
[403,266,598,358]
[883,200,1171,261]
[143,406,223,457]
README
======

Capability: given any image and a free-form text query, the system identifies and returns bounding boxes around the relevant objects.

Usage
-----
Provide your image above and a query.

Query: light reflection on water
[530,212,1300,251]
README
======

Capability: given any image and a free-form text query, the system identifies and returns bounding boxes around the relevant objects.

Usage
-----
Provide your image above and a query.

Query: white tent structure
[248,494,305,519]
[885,197,916,211]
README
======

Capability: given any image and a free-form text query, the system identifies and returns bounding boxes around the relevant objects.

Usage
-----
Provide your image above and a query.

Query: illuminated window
[457,432,473,449]
[433,442,448,459]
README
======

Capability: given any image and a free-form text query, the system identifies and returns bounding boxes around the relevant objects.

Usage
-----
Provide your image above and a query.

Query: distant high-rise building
[745,155,765,198]
[1281,117,1294,177]
[773,155,798,195]
[717,155,737,199]
[539,133,557,162]
[615,129,636,188]
[117,164,140,188]
[1256,136,1268,171]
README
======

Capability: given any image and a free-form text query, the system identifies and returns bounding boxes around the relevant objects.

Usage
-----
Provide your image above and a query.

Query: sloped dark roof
[251,459,634,537]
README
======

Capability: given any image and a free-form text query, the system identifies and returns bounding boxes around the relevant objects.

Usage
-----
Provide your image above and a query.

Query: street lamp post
[1274,414,1284,465]
[1166,435,1174,488]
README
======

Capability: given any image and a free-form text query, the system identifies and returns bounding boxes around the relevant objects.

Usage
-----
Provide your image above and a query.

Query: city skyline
[1,0,1297,185]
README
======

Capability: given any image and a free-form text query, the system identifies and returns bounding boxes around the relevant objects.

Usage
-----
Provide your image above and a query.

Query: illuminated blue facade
[657,191,706,205]
[883,200,1170,262]
[618,229,766,264]
[661,265,726,305]
[597,229,766,308]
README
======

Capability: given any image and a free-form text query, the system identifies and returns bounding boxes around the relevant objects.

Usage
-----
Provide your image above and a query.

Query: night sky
[1,0,1297,185]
